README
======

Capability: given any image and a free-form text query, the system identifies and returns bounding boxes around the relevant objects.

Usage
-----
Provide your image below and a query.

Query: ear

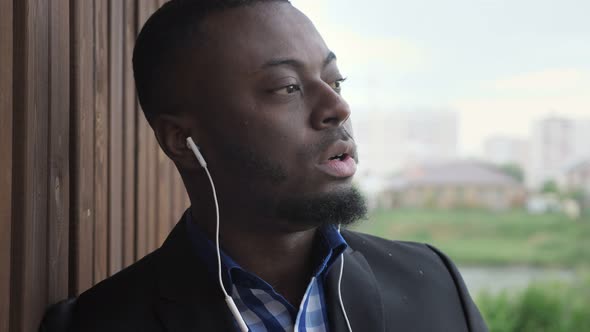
[152,113,201,170]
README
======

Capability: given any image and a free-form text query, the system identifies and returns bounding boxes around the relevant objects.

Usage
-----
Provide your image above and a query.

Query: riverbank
[353,208,590,268]
[459,265,579,294]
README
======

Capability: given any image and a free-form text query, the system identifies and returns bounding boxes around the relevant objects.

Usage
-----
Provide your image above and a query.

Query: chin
[275,185,368,228]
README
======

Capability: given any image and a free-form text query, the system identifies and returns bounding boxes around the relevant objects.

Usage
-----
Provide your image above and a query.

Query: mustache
[307,126,358,163]
[342,125,353,141]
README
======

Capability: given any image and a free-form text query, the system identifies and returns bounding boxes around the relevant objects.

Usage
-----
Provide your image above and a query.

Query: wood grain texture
[71,0,95,294]
[11,0,51,330]
[93,0,109,284]
[6,0,187,327]
[0,0,13,328]
[47,0,70,304]
[108,0,124,276]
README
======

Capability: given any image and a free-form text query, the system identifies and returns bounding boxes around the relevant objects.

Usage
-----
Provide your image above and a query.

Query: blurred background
[293,0,590,331]
[1,1,587,331]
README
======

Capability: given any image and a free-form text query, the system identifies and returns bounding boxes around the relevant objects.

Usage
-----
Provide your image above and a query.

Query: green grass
[353,209,590,268]
[476,276,590,332]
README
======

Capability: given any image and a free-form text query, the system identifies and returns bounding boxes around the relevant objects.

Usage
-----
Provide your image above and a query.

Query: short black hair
[133,0,290,122]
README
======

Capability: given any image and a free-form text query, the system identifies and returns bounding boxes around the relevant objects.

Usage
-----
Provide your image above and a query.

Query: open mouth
[329,153,350,161]
[318,152,356,178]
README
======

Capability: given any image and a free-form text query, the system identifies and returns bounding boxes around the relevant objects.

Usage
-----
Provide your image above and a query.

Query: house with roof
[380,161,527,210]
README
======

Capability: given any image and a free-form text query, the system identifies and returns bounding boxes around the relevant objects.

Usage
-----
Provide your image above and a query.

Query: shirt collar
[185,208,348,289]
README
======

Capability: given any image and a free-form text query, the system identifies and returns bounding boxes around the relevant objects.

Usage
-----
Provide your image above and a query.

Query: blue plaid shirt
[186,211,347,331]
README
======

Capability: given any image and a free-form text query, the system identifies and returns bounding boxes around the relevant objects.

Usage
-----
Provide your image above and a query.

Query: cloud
[291,0,427,73]
[452,87,590,156]
[451,67,590,154]
[325,30,426,72]
[487,68,590,96]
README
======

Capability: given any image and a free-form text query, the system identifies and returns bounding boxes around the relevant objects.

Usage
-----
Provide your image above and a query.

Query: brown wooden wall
[0,1,189,331]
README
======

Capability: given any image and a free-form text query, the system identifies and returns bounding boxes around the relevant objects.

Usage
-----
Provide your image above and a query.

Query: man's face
[181,2,365,228]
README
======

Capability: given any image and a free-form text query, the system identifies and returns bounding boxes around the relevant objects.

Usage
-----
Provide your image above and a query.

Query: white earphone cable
[337,225,353,332]
[187,138,248,332]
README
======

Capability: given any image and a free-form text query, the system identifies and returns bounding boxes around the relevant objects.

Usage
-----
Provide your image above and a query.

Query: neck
[189,206,318,306]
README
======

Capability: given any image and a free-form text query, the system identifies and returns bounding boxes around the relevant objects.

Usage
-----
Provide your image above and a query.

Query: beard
[215,128,367,228]
[275,186,368,227]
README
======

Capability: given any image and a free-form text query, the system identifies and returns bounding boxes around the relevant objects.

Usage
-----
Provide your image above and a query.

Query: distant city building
[529,116,590,189]
[353,109,458,180]
[483,136,530,171]
[572,119,590,166]
[380,161,526,211]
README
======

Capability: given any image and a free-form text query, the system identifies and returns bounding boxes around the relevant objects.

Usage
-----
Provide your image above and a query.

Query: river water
[458,266,577,295]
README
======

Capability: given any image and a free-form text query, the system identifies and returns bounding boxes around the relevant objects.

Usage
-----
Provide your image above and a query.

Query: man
[48,0,488,331]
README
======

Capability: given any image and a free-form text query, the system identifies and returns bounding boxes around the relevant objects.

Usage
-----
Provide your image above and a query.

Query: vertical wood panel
[4,0,194,328]
[108,0,124,275]
[94,0,109,283]
[0,0,13,328]
[122,0,138,266]
[11,0,50,330]
[71,0,95,294]
[47,0,70,304]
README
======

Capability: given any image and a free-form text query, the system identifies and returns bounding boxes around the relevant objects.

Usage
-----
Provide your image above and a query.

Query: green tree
[499,163,525,183]
[541,180,559,194]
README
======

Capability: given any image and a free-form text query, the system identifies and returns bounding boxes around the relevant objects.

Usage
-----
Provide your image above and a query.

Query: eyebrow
[261,51,337,70]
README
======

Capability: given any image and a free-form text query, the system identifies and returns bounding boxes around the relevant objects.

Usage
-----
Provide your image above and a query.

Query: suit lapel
[154,215,235,332]
[325,247,386,332]
[154,214,386,332]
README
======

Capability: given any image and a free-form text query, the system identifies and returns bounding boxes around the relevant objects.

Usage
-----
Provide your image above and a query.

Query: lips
[316,141,357,178]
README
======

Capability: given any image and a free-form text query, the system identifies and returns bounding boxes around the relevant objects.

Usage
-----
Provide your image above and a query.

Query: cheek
[242,105,308,154]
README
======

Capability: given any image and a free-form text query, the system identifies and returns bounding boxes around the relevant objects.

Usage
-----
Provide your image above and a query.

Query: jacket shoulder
[342,230,447,268]
[70,249,162,331]
[342,230,489,332]
[342,230,465,295]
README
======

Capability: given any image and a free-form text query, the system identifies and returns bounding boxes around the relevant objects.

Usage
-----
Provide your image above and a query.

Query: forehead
[198,2,330,72]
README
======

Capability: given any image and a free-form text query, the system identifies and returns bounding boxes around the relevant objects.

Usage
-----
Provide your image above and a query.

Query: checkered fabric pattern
[185,209,346,332]
[232,275,328,332]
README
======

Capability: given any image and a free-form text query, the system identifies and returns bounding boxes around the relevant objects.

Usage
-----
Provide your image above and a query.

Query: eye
[329,77,347,93]
[274,84,301,95]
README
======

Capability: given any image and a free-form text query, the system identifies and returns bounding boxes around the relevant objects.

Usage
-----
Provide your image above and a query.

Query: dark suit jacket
[57,215,488,331]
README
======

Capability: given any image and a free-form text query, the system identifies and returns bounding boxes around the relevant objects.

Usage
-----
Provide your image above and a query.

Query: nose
[310,82,352,130]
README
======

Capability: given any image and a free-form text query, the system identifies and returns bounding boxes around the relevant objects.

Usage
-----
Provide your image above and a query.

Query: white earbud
[186,136,249,332]
[186,137,207,168]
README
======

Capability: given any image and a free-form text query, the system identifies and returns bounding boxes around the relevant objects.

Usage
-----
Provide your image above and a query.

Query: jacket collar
[154,213,235,331]
[325,239,386,332]
[154,212,385,332]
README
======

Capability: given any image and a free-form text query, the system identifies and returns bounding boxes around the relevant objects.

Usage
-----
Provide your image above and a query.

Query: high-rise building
[529,116,590,189]
[483,136,530,171]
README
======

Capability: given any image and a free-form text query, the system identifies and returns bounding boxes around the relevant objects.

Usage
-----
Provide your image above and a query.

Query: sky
[292,0,590,156]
